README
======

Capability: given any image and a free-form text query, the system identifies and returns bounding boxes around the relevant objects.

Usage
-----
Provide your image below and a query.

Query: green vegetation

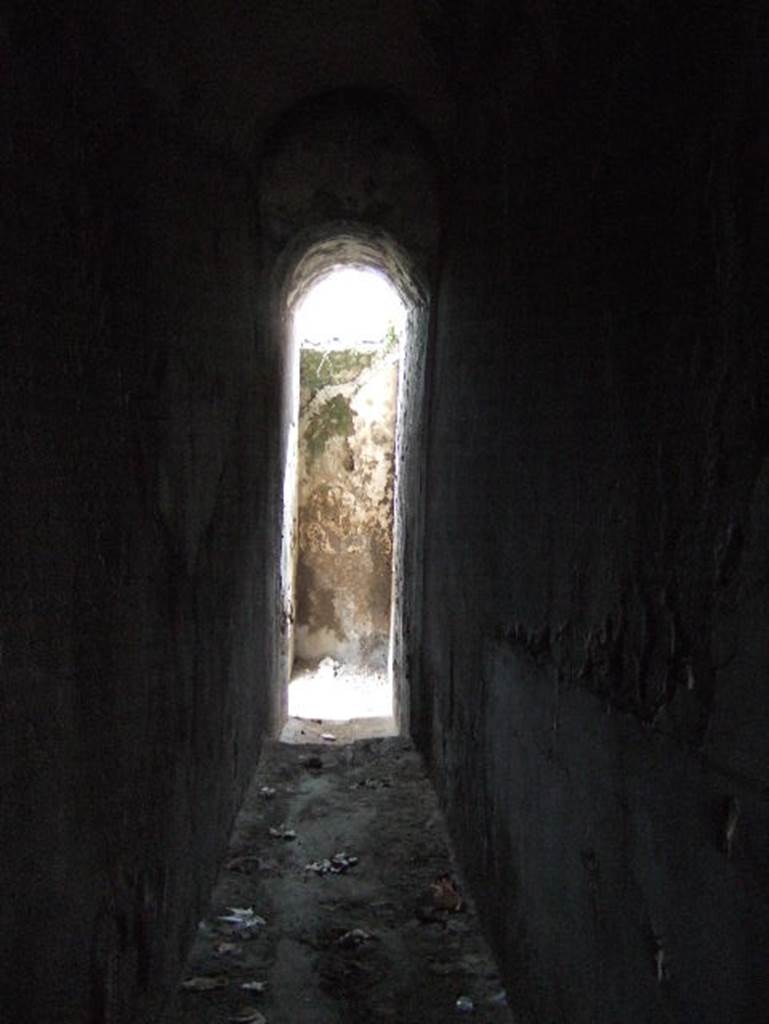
[305,393,355,462]
[301,349,374,397]
[381,321,400,358]
[300,330,401,463]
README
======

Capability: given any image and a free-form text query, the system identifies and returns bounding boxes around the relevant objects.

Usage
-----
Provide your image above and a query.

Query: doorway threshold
[280,714,397,744]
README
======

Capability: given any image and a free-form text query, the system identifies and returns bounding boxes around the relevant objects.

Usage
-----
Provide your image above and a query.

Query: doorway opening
[283,266,406,740]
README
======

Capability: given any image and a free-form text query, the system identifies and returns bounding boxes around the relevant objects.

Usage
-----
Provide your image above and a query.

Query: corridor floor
[163,736,513,1024]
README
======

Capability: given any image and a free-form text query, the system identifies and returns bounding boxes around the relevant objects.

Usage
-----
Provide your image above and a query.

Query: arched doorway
[258,89,441,740]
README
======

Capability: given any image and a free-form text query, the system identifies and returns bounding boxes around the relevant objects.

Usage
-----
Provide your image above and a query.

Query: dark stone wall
[1,13,440,1013]
[417,3,769,1022]
[1,10,282,1020]
[391,300,433,734]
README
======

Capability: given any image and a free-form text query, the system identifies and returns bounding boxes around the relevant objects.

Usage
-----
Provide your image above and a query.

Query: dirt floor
[161,731,513,1024]
[279,714,396,744]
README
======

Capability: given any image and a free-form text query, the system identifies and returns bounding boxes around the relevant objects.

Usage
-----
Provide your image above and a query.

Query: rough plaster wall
[417,3,769,1022]
[1,7,441,1023]
[104,0,451,160]
[1,11,282,1021]
[295,350,398,669]
[390,304,433,734]
[260,90,439,303]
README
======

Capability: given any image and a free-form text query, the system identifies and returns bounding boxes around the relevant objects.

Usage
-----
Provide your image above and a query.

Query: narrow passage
[163,738,513,1024]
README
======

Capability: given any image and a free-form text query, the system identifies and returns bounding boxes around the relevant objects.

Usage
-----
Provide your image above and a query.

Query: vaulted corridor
[3,4,769,1023]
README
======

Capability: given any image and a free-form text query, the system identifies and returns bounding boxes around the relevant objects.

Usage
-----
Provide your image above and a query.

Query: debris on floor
[305,852,359,876]
[228,1008,266,1023]
[162,737,513,1024]
[214,941,240,955]
[334,928,375,949]
[268,825,297,841]
[218,908,267,937]
[431,874,464,912]
[350,776,392,790]
[180,976,228,992]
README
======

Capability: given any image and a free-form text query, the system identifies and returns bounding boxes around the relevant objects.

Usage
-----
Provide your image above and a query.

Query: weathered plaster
[295,346,399,669]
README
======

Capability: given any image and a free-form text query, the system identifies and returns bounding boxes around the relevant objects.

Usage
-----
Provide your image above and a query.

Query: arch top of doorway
[258,87,442,315]
[279,224,426,320]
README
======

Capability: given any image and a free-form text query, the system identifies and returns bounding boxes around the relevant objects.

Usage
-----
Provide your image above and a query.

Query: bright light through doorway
[286,265,405,737]
[293,267,406,348]
[289,659,391,721]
